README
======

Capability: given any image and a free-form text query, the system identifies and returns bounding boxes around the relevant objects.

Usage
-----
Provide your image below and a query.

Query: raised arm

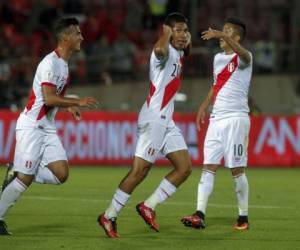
[201,28,251,64]
[154,25,173,59]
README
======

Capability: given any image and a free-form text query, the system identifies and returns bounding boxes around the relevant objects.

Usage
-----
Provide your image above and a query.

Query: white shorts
[13,128,67,175]
[134,121,188,163]
[204,116,250,168]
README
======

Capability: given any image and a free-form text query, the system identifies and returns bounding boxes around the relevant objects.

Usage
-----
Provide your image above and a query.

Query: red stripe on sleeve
[41,82,56,88]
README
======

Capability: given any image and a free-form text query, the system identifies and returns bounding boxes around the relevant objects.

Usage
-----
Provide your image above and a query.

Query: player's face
[67,25,84,51]
[170,22,189,50]
[220,23,236,50]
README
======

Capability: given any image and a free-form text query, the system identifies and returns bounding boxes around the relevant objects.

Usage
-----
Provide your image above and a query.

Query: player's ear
[63,33,71,42]
[61,29,73,42]
[59,32,66,42]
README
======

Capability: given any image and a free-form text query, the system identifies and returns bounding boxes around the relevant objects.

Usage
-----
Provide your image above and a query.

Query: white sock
[144,178,177,210]
[105,188,130,219]
[234,173,249,216]
[197,170,215,214]
[34,167,61,185]
[0,178,27,220]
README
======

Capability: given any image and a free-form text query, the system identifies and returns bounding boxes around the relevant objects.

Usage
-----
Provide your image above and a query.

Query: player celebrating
[98,12,192,238]
[181,18,252,230]
[0,17,98,235]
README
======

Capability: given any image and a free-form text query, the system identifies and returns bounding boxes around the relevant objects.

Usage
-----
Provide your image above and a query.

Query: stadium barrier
[0,110,299,167]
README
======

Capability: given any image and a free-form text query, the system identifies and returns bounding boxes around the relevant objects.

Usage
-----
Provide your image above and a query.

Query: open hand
[185,31,191,48]
[201,28,224,40]
[79,97,99,109]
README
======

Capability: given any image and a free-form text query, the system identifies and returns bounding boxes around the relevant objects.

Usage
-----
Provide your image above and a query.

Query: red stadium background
[0,110,299,167]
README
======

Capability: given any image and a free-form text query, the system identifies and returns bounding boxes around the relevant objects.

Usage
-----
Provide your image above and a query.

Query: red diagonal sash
[212,54,238,103]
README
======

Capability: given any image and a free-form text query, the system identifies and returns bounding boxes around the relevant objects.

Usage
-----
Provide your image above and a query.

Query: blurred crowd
[0,0,298,109]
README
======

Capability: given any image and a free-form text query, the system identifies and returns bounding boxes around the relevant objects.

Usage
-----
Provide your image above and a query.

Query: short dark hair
[226,17,246,42]
[164,12,188,27]
[54,17,79,41]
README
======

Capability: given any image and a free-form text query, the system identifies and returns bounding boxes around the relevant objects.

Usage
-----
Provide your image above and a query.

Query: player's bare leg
[165,150,192,186]
[35,160,69,184]
[137,150,192,231]
[181,164,218,229]
[119,157,153,194]
[231,166,249,230]
[98,157,153,237]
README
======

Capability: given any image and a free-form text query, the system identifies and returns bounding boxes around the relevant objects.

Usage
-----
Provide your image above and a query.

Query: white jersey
[16,50,69,132]
[211,52,253,119]
[138,44,185,125]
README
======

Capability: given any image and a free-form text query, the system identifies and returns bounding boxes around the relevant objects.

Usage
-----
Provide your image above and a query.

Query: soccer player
[181,17,252,230]
[98,12,192,238]
[0,17,98,235]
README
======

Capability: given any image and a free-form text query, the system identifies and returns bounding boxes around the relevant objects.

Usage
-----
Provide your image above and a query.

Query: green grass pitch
[0,166,299,250]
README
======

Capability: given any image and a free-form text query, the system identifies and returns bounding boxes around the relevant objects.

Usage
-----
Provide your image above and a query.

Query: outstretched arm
[154,25,173,59]
[201,28,251,64]
[42,85,98,109]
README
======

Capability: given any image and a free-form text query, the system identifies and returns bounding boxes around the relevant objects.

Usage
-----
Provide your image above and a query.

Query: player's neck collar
[224,49,235,55]
[54,48,61,58]
[170,43,183,53]
[54,47,69,63]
